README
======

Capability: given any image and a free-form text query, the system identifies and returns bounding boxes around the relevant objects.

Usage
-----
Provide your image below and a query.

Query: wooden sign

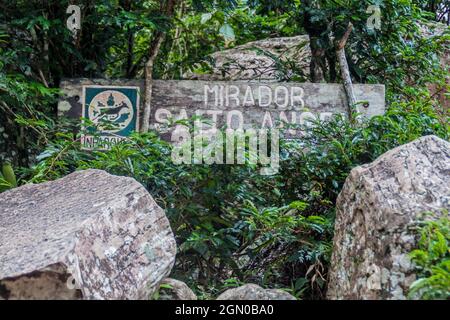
[150,80,385,132]
[58,79,385,148]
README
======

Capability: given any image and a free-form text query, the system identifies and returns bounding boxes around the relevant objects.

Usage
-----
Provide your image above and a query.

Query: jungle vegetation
[0,0,448,299]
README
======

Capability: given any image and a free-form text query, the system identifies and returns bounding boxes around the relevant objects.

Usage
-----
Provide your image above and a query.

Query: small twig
[38,69,49,88]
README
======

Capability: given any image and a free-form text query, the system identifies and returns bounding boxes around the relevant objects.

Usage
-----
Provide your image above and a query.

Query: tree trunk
[141,33,165,132]
[309,40,326,83]
[141,0,177,132]
[126,28,135,78]
[335,23,358,120]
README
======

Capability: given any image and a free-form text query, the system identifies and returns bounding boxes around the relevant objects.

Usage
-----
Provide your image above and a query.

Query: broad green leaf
[219,23,235,42]
[201,13,212,24]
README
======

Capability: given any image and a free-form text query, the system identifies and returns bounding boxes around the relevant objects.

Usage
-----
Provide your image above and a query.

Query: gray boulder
[0,169,176,300]
[185,35,310,81]
[327,135,450,300]
[217,284,296,300]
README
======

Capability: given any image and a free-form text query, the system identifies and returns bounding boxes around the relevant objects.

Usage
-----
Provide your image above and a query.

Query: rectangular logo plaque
[81,85,140,149]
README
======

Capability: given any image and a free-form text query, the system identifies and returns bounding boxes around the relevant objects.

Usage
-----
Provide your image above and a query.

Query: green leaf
[289,201,308,211]
[2,163,17,188]
[219,23,235,42]
[201,13,212,24]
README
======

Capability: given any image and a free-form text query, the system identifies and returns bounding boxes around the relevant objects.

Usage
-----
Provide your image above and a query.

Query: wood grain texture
[58,79,385,136]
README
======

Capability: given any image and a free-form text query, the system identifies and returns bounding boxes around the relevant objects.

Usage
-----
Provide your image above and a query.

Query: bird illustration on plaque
[81,86,140,150]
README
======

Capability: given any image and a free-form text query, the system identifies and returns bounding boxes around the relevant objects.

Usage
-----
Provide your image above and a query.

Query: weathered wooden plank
[58,79,385,145]
[150,80,385,130]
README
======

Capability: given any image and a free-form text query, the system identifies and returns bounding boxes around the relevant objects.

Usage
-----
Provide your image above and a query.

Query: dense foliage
[408,214,450,300]
[17,98,449,299]
[1,0,449,299]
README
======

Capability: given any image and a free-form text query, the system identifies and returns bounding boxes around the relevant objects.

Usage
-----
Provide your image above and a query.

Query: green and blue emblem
[81,86,140,149]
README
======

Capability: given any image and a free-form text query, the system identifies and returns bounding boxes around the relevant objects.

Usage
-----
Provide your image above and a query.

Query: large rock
[327,135,450,300]
[185,36,310,81]
[217,284,296,300]
[0,169,176,300]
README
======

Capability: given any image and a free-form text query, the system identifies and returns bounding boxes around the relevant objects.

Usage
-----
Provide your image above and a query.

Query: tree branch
[335,22,359,121]
[141,0,177,132]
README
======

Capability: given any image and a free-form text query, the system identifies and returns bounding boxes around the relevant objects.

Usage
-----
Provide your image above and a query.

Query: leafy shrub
[18,91,448,299]
[408,213,450,300]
